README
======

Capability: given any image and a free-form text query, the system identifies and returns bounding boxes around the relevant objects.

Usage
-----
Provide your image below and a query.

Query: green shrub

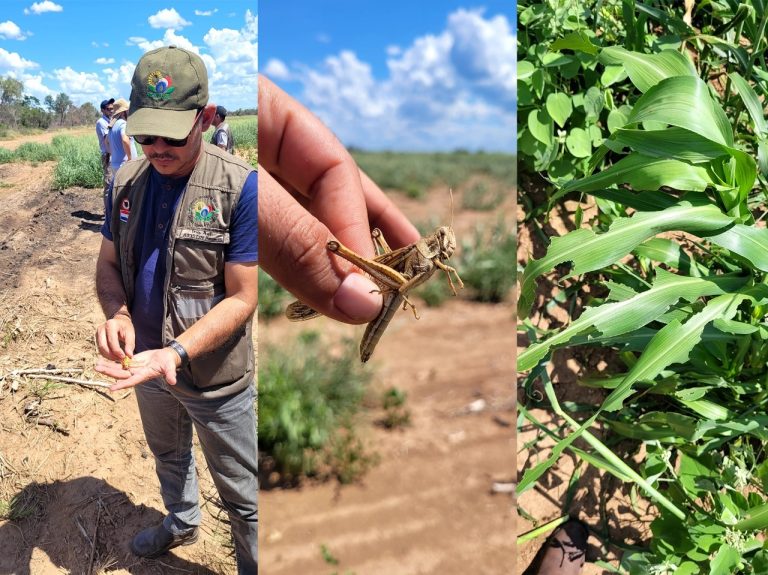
[258,331,376,480]
[458,219,516,302]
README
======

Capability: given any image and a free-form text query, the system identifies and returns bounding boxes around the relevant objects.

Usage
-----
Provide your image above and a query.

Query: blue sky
[0,1,256,111]
[261,1,514,152]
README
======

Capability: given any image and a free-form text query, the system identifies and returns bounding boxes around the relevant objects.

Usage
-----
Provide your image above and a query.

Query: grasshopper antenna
[449,188,454,228]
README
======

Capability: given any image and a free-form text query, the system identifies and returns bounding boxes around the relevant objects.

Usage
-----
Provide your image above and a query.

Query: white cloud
[202,9,257,107]
[24,1,63,15]
[195,9,218,16]
[263,59,291,81]
[53,67,106,99]
[95,57,114,65]
[289,8,515,151]
[128,30,198,53]
[148,8,191,31]
[0,21,27,40]
[0,48,38,74]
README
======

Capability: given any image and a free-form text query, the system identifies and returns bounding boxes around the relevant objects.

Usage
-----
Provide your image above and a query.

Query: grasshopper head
[435,226,457,261]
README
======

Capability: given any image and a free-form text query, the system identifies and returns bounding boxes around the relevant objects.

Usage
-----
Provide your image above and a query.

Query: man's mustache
[148,153,177,160]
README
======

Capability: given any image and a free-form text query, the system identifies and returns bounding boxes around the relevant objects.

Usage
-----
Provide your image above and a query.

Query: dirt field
[0,135,515,574]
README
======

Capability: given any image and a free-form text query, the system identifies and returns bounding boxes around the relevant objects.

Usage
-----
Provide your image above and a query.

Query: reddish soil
[0,135,516,574]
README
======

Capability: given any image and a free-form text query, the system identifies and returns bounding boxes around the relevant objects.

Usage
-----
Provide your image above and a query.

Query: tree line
[0,75,256,135]
[0,76,98,132]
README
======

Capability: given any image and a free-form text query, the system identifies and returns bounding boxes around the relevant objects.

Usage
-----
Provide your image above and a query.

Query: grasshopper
[286,222,464,362]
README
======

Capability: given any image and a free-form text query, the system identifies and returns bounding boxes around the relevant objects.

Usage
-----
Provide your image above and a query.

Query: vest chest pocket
[172,227,230,283]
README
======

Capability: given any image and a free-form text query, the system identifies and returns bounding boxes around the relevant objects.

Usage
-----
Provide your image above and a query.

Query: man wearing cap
[106,98,137,178]
[93,45,258,573]
[96,98,114,200]
[210,105,235,153]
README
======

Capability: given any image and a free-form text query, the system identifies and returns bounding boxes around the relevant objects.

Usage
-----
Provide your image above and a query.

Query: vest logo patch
[119,199,130,223]
[190,198,220,225]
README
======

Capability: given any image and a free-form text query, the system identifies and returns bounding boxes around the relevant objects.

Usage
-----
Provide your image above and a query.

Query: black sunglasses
[134,109,203,147]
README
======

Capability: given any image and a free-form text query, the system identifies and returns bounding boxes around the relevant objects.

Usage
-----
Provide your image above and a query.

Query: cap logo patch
[146,70,175,100]
[190,198,219,224]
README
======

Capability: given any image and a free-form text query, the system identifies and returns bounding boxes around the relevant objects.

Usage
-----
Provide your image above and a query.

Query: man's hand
[258,74,420,325]
[95,347,180,392]
[95,313,135,363]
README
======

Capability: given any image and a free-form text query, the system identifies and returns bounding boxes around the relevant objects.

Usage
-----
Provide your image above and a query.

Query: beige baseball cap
[107,98,129,127]
[126,45,209,139]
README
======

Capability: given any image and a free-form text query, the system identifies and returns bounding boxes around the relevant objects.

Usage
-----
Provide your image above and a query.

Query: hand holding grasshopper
[258,75,420,324]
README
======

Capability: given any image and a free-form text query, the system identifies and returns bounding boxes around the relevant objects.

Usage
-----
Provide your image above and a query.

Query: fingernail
[333,273,383,322]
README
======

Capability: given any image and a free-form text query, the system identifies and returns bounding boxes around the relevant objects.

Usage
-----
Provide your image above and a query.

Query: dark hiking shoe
[130,523,199,559]
[523,519,589,575]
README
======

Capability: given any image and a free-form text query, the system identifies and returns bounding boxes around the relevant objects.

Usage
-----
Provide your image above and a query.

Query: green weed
[458,219,516,303]
[258,331,376,480]
[381,387,411,429]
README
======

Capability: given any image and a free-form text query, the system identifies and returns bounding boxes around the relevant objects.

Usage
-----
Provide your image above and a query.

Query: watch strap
[168,339,190,367]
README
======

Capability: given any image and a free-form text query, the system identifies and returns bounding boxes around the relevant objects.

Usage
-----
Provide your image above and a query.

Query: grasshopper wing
[285,300,323,321]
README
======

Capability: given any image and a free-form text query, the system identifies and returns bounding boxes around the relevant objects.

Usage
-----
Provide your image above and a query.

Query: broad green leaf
[518,269,743,371]
[565,127,592,157]
[518,202,734,318]
[677,398,731,421]
[729,72,767,135]
[550,31,599,55]
[546,92,572,128]
[601,64,627,87]
[517,60,535,80]
[607,127,730,164]
[628,76,733,147]
[607,107,630,133]
[706,225,768,272]
[558,153,711,196]
[734,502,768,531]
[528,108,553,146]
[709,545,740,574]
[599,46,696,92]
[583,86,604,120]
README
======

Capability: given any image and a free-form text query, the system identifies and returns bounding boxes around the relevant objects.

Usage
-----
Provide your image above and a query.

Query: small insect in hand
[286,221,464,362]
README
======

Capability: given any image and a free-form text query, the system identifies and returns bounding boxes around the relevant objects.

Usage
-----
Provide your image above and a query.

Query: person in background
[106,98,137,180]
[94,45,257,573]
[210,105,235,153]
[96,98,114,202]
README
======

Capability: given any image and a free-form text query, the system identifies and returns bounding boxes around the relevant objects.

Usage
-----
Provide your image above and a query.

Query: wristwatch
[168,339,190,368]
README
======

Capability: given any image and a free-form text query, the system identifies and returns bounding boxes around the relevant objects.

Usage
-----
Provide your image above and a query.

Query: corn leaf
[518,202,734,318]
[599,46,696,92]
[518,270,745,371]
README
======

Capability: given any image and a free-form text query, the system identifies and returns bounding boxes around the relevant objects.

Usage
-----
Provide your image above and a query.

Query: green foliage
[458,219,516,303]
[13,142,58,163]
[258,268,290,319]
[258,331,376,481]
[519,1,768,572]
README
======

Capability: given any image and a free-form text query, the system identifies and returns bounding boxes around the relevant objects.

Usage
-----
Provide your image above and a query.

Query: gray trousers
[134,377,258,574]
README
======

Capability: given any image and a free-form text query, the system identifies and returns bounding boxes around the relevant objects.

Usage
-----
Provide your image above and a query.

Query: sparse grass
[258,330,376,480]
[351,150,516,199]
[461,180,509,211]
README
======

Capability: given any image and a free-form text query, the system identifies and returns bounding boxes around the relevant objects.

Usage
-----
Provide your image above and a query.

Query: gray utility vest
[111,143,256,398]
[212,122,235,154]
